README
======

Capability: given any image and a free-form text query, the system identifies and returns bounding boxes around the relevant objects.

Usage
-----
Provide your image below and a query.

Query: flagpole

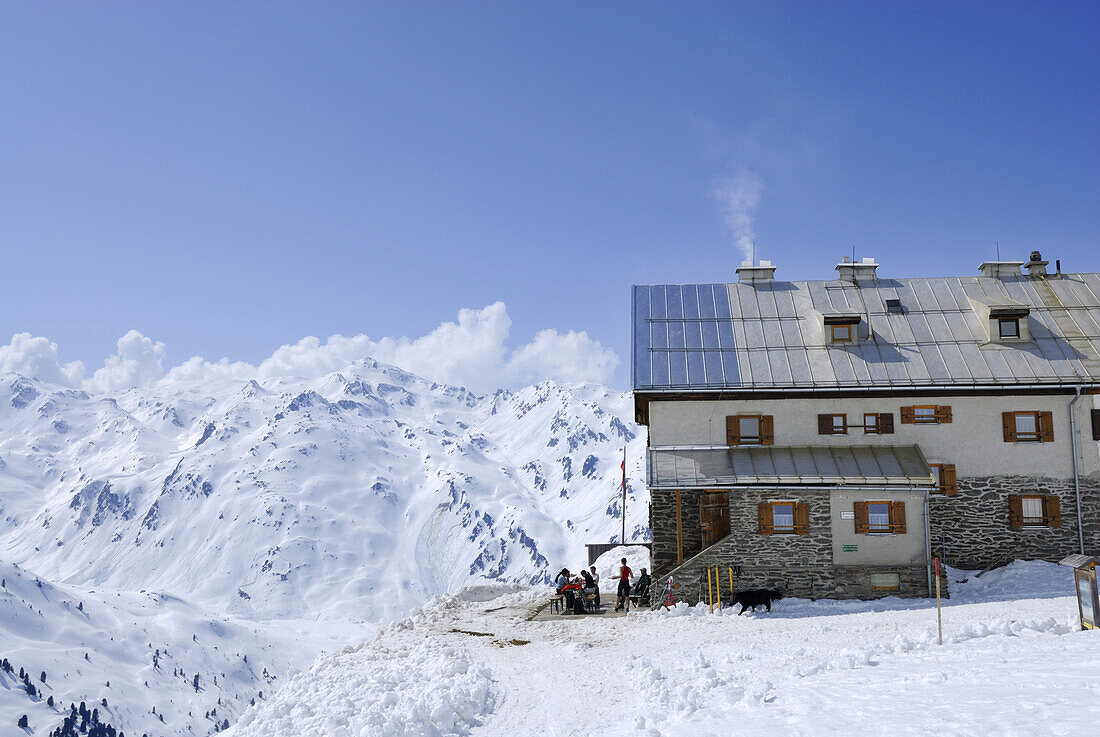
[621,446,627,545]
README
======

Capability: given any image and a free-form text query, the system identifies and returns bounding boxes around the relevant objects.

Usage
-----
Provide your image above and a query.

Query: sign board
[840,511,855,520]
[842,544,858,552]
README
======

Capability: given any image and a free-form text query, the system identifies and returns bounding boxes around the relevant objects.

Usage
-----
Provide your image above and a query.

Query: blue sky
[2,2,1097,391]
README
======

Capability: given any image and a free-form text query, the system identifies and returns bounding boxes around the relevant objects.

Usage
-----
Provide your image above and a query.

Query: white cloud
[506,329,618,386]
[0,333,85,386]
[2,303,620,395]
[713,167,764,262]
[84,330,167,393]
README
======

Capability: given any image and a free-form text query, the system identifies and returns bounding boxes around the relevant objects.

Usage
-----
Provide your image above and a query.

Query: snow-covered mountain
[0,360,647,735]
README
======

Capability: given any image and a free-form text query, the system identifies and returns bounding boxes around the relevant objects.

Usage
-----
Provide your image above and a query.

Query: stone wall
[929,475,1100,569]
[650,488,932,603]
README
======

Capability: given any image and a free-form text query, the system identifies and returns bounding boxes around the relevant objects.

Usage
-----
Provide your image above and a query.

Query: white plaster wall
[647,393,1100,478]
[830,489,926,565]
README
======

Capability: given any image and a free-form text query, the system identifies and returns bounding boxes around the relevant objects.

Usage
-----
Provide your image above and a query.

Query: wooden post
[715,565,722,611]
[728,566,734,602]
[934,556,943,645]
[675,490,683,565]
[707,566,713,613]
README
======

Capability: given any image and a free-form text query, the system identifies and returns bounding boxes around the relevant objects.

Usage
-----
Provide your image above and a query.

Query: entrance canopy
[648,445,934,488]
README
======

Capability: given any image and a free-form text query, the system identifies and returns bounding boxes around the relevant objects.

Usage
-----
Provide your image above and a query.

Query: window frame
[1012,411,1041,442]
[830,323,853,343]
[928,463,957,496]
[818,413,847,435]
[770,501,796,534]
[865,500,893,533]
[737,415,762,445]
[998,317,1020,339]
[1019,495,1045,526]
[912,405,939,424]
[863,412,880,434]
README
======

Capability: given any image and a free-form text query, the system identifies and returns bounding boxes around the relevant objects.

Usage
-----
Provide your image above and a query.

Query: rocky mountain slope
[0,360,647,735]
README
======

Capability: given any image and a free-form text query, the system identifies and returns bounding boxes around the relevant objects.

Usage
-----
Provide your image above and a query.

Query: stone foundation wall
[652,488,931,603]
[929,475,1100,569]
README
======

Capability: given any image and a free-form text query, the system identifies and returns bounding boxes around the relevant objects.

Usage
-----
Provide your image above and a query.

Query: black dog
[732,589,783,614]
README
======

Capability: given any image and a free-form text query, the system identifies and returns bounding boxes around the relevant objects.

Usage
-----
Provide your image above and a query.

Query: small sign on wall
[840,511,855,520]
[842,544,858,552]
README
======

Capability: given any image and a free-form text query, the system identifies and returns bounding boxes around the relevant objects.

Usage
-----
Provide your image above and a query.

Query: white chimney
[978,261,1023,279]
[736,259,776,283]
[836,257,879,282]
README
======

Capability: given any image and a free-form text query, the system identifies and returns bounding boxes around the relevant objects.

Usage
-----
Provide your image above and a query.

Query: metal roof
[647,444,934,488]
[633,272,1100,391]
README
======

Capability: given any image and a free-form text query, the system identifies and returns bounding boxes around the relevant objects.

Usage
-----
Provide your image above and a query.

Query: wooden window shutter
[900,406,915,424]
[1045,495,1061,527]
[818,414,833,435]
[889,502,907,534]
[760,415,774,445]
[1092,409,1100,441]
[1039,411,1054,442]
[878,413,894,434]
[758,502,774,535]
[936,405,952,423]
[942,464,957,496]
[794,503,810,535]
[1008,495,1024,528]
[1002,412,1017,442]
[726,416,740,446]
[853,501,869,534]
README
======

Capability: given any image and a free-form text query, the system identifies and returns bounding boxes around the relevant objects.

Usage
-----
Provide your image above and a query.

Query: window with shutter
[757,502,774,534]
[1038,411,1054,442]
[726,416,740,446]
[794,503,810,535]
[1004,411,1046,442]
[819,414,846,435]
[853,501,870,534]
[1008,495,1024,528]
[889,501,907,533]
[728,415,769,445]
[878,413,894,434]
[900,406,915,424]
[863,413,879,434]
[760,415,775,445]
[935,406,952,423]
[1010,494,1060,528]
[942,464,957,495]
[1045,495,1061,527]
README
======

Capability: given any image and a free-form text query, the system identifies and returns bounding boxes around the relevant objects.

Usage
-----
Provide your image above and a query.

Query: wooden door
[699,491,730,548]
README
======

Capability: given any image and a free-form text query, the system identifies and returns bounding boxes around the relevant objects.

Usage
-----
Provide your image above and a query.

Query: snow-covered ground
[227,560,1100,737]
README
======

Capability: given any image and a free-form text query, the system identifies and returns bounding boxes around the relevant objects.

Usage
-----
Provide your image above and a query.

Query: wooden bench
[548,594,564,614]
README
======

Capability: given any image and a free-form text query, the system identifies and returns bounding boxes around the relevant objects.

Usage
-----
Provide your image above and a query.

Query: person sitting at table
[633,568,652,603]
[560,574,583,613]
[581,570,597,609]
[555,568,571,593]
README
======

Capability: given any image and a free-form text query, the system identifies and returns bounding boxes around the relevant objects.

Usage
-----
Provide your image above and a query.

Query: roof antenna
[996,241,1000,261]
[752,239,756,266]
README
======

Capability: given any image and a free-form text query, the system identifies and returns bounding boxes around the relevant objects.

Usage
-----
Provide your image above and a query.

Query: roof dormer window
[830,324,852,343]
[998,317,1020,339]
[823,314,862,345]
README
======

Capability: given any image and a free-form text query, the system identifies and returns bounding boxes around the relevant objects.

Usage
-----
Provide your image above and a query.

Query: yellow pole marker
[715,565,722,611]
[707,567,713,613]
[728,567,734,602]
